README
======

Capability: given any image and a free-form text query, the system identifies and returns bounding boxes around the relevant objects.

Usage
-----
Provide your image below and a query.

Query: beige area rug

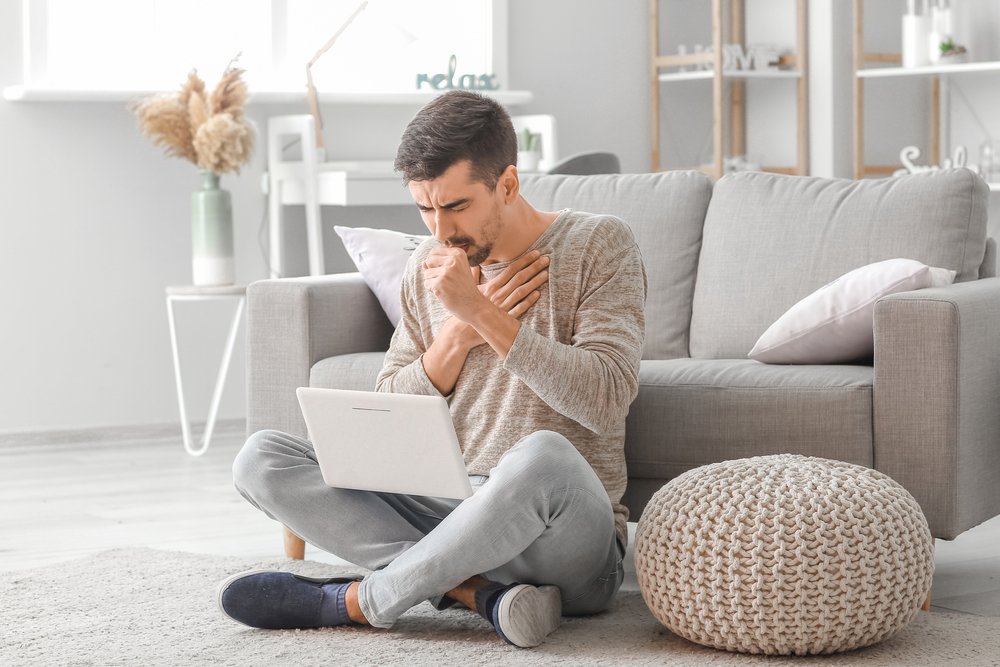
[2,548,999,667]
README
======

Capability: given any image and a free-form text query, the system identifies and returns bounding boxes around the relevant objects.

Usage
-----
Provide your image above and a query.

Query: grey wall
[508,0,651,172]
[1,0,997,433]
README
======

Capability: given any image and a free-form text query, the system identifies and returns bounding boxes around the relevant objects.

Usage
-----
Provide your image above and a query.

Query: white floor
[2,426,998,616]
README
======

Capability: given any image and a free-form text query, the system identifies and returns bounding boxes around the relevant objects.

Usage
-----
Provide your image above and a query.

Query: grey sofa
[247,169,999,543]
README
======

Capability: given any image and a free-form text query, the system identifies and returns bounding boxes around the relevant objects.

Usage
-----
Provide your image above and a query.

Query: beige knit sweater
[375,210,647,547]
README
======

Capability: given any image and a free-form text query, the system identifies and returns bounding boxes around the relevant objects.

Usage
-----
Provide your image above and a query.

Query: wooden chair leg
[283,525,306,560]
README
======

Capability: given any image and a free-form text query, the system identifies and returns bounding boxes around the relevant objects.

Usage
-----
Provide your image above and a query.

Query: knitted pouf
[634,454,935,655]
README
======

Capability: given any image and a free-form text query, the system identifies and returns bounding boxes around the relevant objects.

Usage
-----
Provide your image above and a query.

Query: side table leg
[166,296,195,455]
[199,296,246,456]
[167,294,246,457]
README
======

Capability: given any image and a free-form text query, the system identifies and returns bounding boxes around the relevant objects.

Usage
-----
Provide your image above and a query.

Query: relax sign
[417,55,499,91]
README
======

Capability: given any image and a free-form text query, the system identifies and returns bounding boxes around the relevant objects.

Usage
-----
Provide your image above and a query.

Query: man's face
[408,161,504,267]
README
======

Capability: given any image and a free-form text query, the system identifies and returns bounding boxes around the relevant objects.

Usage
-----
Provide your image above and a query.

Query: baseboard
[0,419,247,449]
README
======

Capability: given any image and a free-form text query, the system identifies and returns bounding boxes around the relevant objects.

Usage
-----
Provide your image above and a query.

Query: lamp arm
[308,1,369,68]
[306,68,324,149]
[305,0,369,151]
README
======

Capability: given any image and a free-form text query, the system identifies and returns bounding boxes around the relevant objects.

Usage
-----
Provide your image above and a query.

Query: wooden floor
[2,426,999,616]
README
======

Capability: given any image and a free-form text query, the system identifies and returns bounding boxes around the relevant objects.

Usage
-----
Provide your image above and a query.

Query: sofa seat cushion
[310,352,387,392]
[625,358,874,483]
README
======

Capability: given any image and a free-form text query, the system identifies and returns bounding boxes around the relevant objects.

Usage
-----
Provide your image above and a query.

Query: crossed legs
[231,429,623,630]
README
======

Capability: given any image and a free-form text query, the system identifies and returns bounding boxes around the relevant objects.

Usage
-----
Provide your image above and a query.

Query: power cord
[257,195,272,277]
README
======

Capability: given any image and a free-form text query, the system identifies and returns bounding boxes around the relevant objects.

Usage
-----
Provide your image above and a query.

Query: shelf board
[857,60,1000,78]
[990,182,1000,192]
[2,86,534,106]
[658,69,801,83]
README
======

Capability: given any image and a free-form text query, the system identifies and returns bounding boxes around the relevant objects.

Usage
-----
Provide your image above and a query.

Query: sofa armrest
[246,273,395,439]
[873,277,1000,539]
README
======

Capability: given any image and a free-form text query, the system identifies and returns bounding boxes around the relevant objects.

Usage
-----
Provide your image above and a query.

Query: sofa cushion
[689,169,989,359]
[624,358,874,483]
[333,226,432,326]
[310,352,387,391]
[520,171,712,360]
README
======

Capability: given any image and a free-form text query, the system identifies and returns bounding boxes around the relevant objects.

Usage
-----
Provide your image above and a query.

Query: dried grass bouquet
[130,56,255,174]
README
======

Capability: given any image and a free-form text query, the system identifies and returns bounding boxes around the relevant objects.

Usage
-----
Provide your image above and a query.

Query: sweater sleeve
[374,258,447,398]
[502,242,647,434]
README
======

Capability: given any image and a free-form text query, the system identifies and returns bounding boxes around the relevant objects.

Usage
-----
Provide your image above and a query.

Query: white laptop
[296,387,473,500]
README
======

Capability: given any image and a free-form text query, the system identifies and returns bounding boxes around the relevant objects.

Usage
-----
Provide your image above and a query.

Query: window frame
[16,0,512,100]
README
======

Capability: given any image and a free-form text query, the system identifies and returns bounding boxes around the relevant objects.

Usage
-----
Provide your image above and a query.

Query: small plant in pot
[517,128,542,173]
[129,56,256,286]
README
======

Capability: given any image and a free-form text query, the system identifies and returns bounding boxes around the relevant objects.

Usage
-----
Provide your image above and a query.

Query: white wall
[0,2,428,433]
[0,0,651,433]
[0,0,997,433]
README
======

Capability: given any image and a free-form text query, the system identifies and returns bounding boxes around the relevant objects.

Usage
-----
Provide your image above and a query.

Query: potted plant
[517,128,542,173]
[129,57,255,286]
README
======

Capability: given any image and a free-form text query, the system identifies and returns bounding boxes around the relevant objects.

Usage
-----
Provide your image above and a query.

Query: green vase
[191,170,234,286]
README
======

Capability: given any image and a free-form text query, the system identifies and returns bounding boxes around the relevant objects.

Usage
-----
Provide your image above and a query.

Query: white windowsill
[3,86,534,105]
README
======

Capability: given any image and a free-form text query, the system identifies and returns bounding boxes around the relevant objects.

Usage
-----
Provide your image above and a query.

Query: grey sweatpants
[233,429,624,628]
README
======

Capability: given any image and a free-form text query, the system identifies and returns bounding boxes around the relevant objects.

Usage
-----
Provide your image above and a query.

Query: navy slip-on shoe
[216,569,365,629]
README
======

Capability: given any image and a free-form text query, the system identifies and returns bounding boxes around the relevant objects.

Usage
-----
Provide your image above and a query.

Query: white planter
[518,150,542,173]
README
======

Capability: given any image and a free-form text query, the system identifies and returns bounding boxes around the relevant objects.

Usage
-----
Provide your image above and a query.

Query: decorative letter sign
[417,55,499,91]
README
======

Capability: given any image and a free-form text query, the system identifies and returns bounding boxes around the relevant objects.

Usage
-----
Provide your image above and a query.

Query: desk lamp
[304,1,417,161]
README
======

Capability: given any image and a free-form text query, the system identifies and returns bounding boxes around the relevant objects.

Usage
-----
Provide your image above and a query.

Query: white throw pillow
[334,226,432,326]
[748,258,957,364]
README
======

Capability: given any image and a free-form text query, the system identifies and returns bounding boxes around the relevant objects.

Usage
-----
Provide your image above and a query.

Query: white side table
[166,284,247,456]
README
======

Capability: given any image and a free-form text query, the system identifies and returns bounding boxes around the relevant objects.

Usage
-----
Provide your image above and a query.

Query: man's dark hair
[394,90,517,188]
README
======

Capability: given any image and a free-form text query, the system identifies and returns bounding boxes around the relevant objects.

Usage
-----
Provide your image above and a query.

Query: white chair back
[266,115,324,277]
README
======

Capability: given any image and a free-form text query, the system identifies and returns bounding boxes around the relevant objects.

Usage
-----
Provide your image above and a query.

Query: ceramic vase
[191,170,235,286]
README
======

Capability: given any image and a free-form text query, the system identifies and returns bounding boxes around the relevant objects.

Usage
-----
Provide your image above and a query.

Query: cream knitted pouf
[634,454,935,655]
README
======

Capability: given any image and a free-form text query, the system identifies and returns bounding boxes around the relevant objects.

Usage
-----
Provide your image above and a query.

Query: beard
[445,203,502,267]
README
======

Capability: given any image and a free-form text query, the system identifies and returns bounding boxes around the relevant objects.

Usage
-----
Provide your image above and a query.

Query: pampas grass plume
[188,90,209,136]
[131,58,255,175]
[129,94,199,164]
[193,113,254,174]
[210,57,250,121]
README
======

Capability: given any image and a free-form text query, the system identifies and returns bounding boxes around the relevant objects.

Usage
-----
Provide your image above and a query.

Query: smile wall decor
[417,55,499,91]
[892,145,982,177]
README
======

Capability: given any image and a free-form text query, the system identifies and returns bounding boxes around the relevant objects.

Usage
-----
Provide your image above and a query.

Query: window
[20,0,506,95]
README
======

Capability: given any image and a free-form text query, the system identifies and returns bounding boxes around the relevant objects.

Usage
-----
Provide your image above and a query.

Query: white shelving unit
[657,69,802,83]
[650,0,808,179]
[853,0,1000,180]
[857,60,1000,79]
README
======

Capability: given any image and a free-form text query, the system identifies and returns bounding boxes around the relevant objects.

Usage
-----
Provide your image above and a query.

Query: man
[219,90,647,648]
